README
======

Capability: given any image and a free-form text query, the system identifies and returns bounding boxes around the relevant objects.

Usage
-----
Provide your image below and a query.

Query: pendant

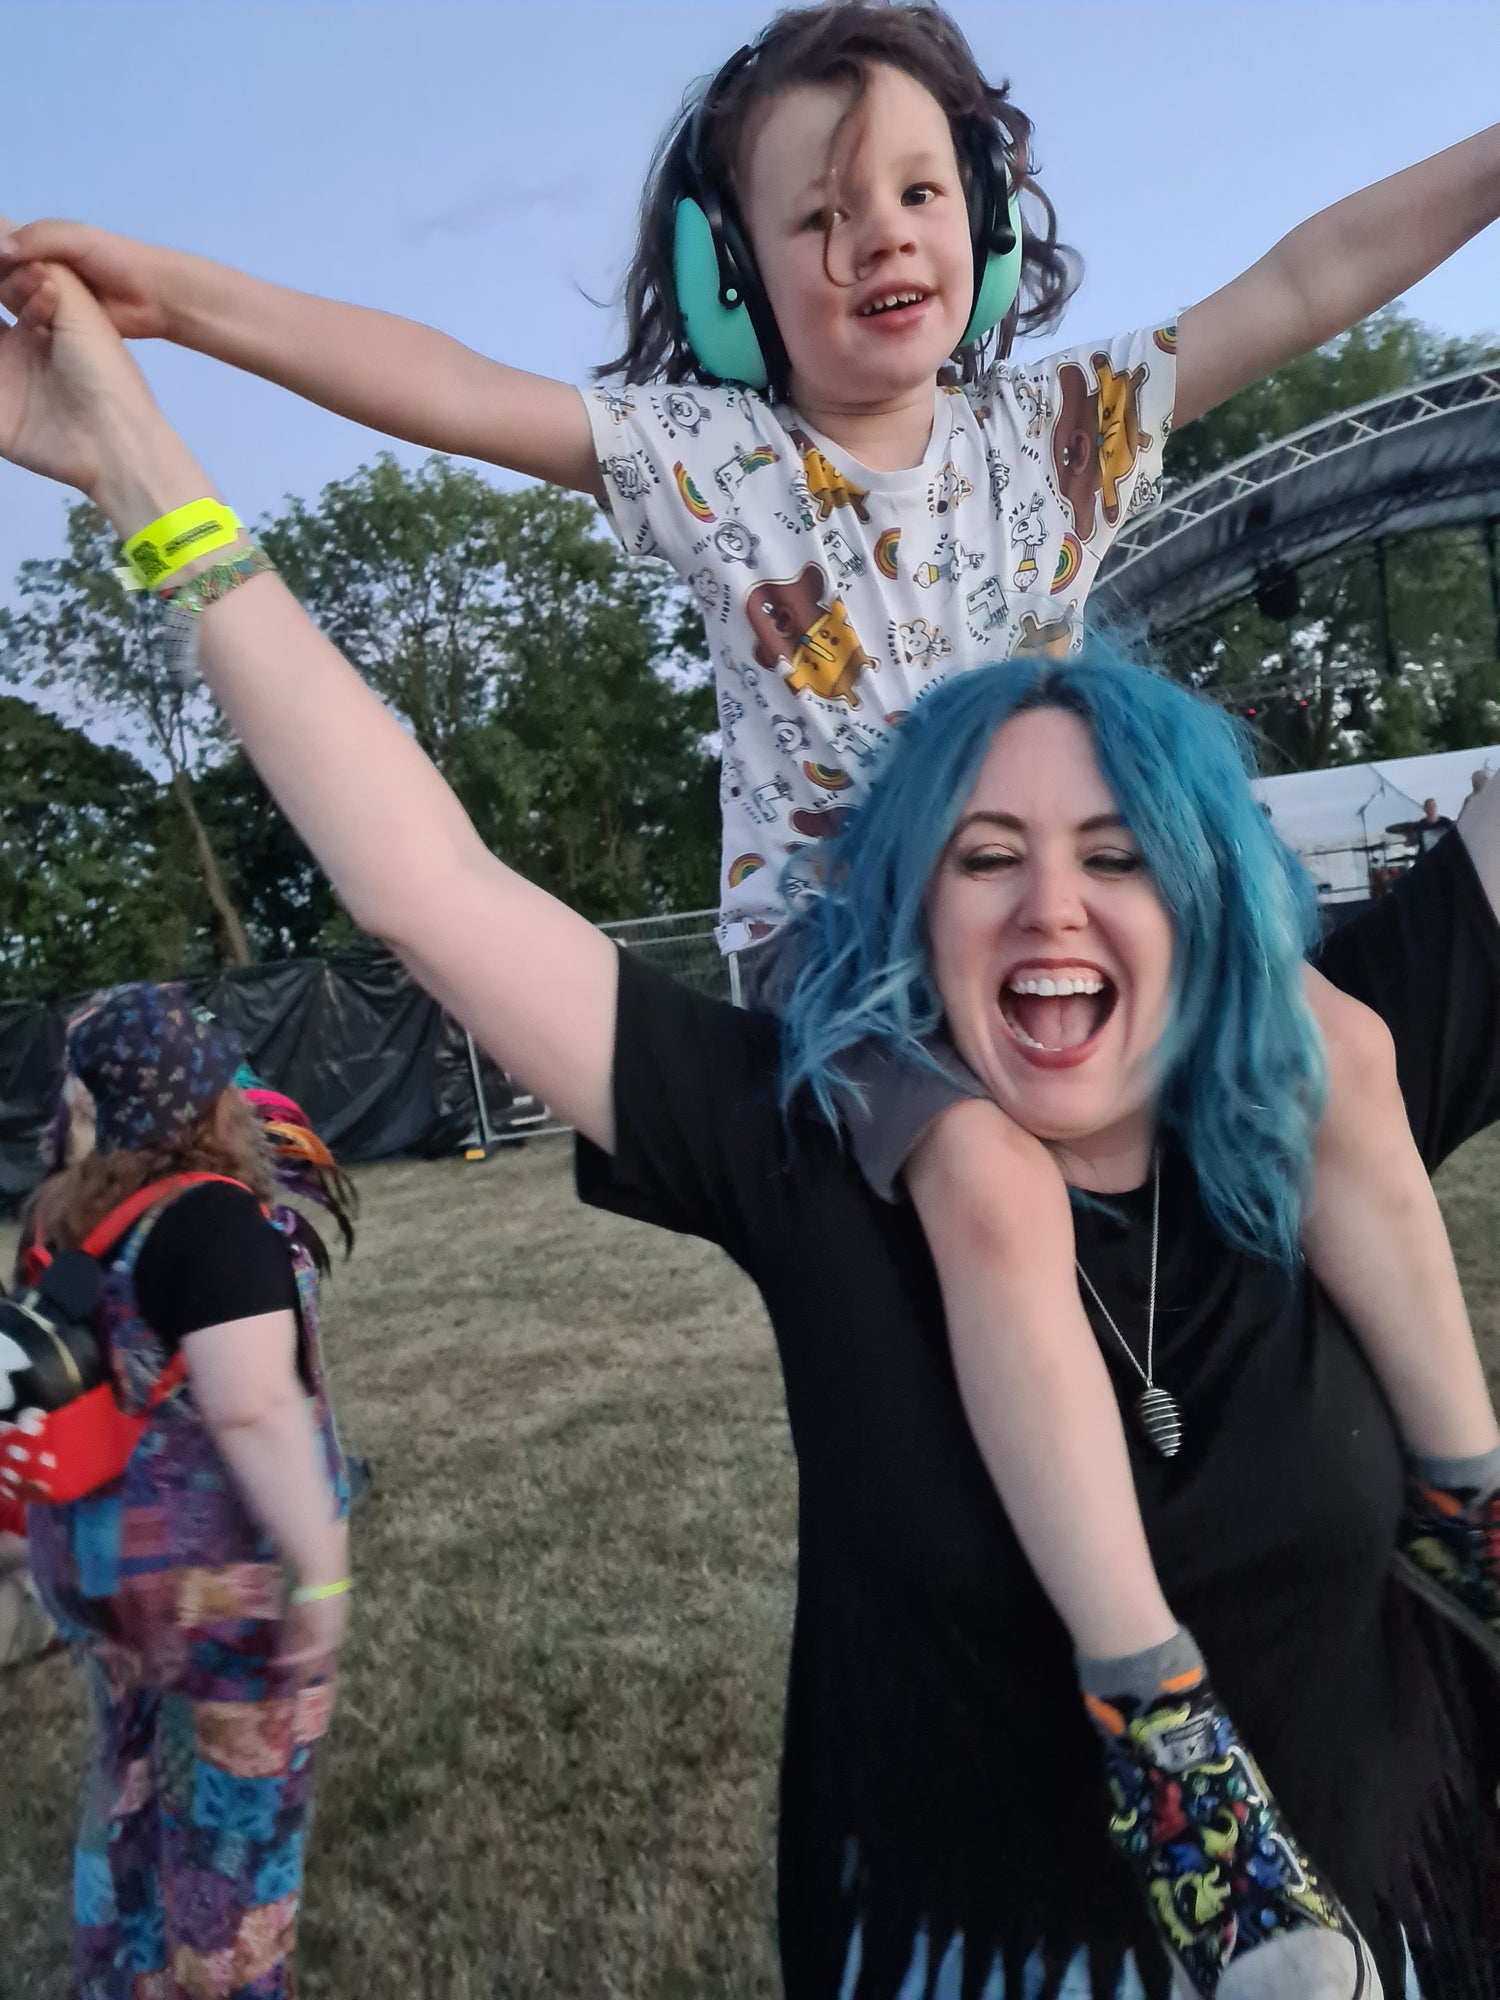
[1136,1384,1183,1459]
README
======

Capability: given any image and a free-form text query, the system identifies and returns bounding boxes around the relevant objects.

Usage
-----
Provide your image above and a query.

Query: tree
[0,503,253,962]
[1165,309,1498,491]
[192,752,344,959]
[0,695,192,998]
[263,458,719,921]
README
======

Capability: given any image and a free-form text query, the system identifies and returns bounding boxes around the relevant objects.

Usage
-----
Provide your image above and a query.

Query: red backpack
[1,1173,250,1505]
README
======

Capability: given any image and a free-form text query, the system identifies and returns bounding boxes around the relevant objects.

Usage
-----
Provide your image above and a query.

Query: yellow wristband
[118,500,243,591]
[289,1577,352,1606]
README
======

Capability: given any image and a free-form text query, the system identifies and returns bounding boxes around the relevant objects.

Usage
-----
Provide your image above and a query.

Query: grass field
[5,1127,1499,2000]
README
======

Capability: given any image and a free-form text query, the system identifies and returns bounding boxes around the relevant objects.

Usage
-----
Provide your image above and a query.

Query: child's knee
[905,1098,1069,1260]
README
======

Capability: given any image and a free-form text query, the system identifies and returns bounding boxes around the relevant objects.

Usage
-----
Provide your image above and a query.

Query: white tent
[1251,744,1500,900]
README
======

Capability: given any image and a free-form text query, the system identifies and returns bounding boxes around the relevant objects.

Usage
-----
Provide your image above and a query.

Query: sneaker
[1084,1668,1382,1998]
[1395,1474,1500,1670]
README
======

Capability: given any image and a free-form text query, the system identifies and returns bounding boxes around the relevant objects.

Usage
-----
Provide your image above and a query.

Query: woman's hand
[0,237,221,538]
[0,219,176,341]
[276,1583,352,1678]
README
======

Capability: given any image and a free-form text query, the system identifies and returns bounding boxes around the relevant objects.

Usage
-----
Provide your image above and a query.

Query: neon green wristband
[118,499,243,591]
[289,1576,352,1606]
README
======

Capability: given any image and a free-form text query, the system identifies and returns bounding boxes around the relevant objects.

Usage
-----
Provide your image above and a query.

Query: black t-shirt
[578,833,1500,2000]
[132,1181,298,1352]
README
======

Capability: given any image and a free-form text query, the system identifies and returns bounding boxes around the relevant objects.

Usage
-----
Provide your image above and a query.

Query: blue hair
[778,638,1327,1265]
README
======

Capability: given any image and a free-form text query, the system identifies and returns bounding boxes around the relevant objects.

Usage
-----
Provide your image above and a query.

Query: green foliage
[193,752,344,959]
[0,696,192,998]
[1165,308,1499,490]
[0,502,221,776]
[1157,311,1500,771]
[262,459,719,920]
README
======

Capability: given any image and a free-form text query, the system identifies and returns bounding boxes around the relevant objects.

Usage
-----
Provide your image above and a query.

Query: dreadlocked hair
[44,1088,279,1254]
[596,0,1080,388]
[244,1089,359,1265]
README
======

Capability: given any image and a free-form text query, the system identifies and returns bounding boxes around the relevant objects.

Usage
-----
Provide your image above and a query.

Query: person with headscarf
[13,986,351,2000]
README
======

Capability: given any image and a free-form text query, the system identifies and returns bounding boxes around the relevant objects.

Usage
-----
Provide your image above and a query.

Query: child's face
[738,63,977,411]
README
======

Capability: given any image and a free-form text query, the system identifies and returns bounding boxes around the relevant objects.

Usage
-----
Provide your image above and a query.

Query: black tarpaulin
[0,950,527,1205]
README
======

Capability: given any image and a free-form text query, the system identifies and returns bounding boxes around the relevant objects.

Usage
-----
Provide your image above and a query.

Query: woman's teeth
[1005,973,1105,997]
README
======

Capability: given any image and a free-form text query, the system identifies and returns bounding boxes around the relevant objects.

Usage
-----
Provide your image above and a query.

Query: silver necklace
[1074,1154,1182,1459]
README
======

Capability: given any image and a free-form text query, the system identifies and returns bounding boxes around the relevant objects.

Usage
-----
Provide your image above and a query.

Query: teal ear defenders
[670,46,1024,396]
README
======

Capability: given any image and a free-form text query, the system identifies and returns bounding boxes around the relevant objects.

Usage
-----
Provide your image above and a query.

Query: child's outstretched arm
[1175,123,1499,429]
[0,219,602,496]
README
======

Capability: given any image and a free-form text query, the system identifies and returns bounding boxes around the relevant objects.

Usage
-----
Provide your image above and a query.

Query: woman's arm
[0,218,603,497]
[0,260,620,1146]
[1175,124,1500,429]
[183,1308,347,1588]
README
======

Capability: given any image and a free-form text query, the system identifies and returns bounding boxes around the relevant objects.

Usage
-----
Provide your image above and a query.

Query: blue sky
[2,0,1497,600]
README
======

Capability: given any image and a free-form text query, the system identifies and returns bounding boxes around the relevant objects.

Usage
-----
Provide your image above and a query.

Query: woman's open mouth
[997,968,1117,1069]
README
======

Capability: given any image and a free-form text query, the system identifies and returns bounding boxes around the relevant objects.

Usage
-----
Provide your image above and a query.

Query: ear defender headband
[670,46,1025,395]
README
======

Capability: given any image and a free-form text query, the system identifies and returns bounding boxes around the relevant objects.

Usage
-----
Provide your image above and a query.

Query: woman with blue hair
[5,261,1500,2000]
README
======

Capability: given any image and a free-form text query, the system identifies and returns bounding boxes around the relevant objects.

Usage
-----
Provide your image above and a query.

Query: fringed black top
[579,833,1500,2000]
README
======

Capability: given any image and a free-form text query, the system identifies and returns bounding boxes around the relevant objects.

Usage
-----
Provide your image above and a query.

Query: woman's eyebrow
[952,810,1129,836]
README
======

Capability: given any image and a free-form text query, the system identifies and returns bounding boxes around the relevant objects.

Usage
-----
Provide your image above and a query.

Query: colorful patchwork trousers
[71,1639,335,2000]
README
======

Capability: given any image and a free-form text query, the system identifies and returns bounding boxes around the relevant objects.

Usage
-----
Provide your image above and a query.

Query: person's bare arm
[1175,124,1500,430]
[0,219,602,496]
[0,259,620,1145]
[184,1308,347,1586]
[1458,761,1500,917]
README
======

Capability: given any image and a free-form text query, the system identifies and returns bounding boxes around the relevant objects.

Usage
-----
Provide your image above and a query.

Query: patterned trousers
[71,1642,334,2000]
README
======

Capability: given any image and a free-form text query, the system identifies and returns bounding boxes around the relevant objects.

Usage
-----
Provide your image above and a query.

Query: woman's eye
[1085,851,1144,876]
[959,848,1019,875]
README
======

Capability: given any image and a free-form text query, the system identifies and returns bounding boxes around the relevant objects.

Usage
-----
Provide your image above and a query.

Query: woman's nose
[1017,862,1087,933]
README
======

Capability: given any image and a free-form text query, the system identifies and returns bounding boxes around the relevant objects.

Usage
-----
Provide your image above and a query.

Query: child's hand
[0,245,168,503]
[0,219,175,341]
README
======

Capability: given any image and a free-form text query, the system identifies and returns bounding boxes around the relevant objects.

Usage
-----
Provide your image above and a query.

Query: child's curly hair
[597,0,1080,388]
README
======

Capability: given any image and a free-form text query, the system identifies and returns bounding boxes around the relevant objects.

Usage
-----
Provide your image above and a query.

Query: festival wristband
[117,499,243,591]
[289,1577,352,1606]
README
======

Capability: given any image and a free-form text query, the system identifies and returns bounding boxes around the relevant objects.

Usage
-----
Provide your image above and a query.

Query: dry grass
[4,1127,1499,2000]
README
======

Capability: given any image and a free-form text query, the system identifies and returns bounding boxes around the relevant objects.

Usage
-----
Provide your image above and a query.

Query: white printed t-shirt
[583,324,1177,953]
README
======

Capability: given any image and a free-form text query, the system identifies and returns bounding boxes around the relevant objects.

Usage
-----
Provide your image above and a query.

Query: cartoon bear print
[657,389,712,438]
[1051,354,1151,542]
[711,521,762,568]
[789,803,857,841]
[1014,608,1075,658]
[744,563,874,710]
[791,430,871,523]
